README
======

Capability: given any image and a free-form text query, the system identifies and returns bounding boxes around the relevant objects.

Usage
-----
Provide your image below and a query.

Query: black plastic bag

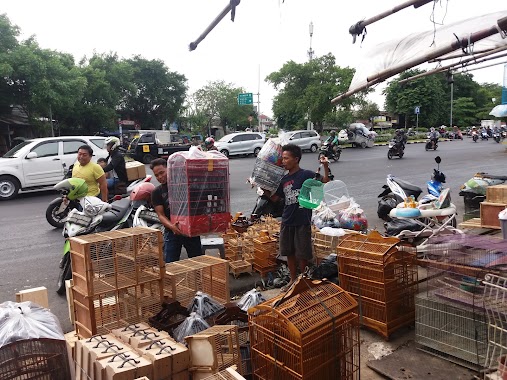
[377,196,398,220]
[384,218,424,236]
[310,254,338,280]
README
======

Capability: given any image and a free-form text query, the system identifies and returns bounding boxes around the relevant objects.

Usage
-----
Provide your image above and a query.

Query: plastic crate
[248,277,360,380]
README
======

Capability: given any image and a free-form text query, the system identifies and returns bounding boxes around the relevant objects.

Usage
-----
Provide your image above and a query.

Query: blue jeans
[107,177,119,191]
[163,230,203,263]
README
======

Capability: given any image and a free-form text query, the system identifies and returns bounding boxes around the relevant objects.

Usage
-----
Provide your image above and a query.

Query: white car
[0,136,108,200]
[215,132,265,157]
[284,130,321,152]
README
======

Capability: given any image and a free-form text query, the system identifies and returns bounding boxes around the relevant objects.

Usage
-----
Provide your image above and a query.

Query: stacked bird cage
[313,231,356,265]
[69,227,165,338]
[483,273,507,379]
[222,229,242,261]
[168,150,230,237]
[414,235,506,369]
[186,325,243,380]
[252,230,278,277]
[164,256,230,308]
[337,230,418,340]
[248,277,360,380]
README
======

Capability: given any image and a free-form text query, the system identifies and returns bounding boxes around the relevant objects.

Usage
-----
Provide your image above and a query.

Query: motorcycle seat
[393,178,423,194]
[101,197,131,226]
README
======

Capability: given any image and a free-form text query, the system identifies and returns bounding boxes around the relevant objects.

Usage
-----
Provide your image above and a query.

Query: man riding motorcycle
[324,130,340,153]
[394,129,407,148]
[204,137,218,151]
[103,137,128,194]
[429,127,439,145]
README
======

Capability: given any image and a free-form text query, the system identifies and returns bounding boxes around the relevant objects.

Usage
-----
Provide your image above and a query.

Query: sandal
[280,281,294,293]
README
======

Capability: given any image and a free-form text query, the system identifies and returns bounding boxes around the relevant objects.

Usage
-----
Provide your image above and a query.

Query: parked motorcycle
[56,181,152,294]
[319,141,341,162]
[387,139,405,159]
[377,157,445,221]
[46,165,151,228]
[459,172,507,219]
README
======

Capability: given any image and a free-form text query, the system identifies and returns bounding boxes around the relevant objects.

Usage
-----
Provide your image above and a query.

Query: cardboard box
[138,338,190,378]
[98,352,153,380]
[66,279,75,323]
[126,161,146,181]
[486,184,507,203]
[480,202,507,228]
[15,286,49,308]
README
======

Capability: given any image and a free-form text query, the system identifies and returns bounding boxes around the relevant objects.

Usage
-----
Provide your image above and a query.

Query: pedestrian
[72,145,108,202]
[150,158,203,263]
[264,144,330,292]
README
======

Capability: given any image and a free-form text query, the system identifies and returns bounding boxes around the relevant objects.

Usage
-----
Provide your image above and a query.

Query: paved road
[0,138,505,333]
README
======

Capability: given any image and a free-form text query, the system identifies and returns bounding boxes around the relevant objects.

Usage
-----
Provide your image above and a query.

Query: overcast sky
[3,0,506,117]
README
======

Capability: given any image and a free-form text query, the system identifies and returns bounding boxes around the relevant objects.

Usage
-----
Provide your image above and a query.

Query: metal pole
[49,104,54,137]
[416,113,419,129]
[257,65,261,132]
[450,82,454,128]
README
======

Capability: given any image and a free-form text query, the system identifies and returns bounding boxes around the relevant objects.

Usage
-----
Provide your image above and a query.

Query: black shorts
[279,224,313,260]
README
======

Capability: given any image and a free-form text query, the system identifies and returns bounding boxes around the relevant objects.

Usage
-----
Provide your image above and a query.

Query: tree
[266,53,361,132]
[4,39,86,132]
[0,14,20,109]
[122,56,187,129]
[354,100,380,121]
[384,69,446,128]
[190,80,254,134]
[452,97,477,127]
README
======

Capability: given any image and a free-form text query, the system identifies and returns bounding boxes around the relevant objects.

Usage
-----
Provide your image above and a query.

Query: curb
[340,139,452,149]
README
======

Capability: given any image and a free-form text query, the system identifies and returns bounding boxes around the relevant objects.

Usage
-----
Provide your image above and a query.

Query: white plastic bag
[0,301,64,348]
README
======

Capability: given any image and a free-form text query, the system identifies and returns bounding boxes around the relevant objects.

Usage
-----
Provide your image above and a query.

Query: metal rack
[483,274,507,378]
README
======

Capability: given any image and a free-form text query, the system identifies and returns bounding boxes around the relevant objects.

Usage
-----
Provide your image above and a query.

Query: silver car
[215,132,265,157]
[285,130,321,152]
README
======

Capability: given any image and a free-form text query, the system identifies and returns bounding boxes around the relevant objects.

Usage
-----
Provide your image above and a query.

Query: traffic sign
[238,93,253,105]
[414,106,420,115]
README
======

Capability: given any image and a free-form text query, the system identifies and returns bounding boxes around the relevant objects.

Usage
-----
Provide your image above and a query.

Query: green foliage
[452,97,477,127]
[354,100,380,121]
[266,53,365,132]
[188,80,254,133]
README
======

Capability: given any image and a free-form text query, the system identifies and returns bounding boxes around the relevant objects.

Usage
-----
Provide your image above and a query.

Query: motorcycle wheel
[56,253,72,295]
[333,151,340,161]
[433,145,437,151]
[387,150,393,160]
[425,144,429,151]
[46,198,70,228]
[399,151,404,158]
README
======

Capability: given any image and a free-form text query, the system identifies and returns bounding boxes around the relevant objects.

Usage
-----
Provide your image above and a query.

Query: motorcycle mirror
[435,156,441,164]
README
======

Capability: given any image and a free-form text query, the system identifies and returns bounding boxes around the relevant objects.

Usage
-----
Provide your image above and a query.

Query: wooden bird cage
[337,230,418,340]
[248,277,360,380]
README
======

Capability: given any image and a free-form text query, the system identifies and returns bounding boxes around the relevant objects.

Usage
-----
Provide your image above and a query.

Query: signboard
[414,106,420,115]
[238,93,253,105]
[120,120,136,126]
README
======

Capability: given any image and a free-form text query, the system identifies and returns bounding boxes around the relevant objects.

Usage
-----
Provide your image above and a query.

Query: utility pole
[49,104,54,137]
[447,71,454,127]
[257,65,261,132]
[307,22,314,131]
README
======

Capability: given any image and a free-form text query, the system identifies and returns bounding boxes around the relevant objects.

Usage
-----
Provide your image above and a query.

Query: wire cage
[323,180,351,213]
[414,235,507,368]
[250,158,286,193]
[69,227,164,297]
[164,256,230,308]
[248,277,360,380]
[186,325,242,375]
[483,273,507,378]
[336,230,418,340]
[313,231,355,265]
[168,151,231,237]
[0,338,71,380]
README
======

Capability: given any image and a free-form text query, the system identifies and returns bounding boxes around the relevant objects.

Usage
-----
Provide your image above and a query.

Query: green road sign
[238,93,253,105]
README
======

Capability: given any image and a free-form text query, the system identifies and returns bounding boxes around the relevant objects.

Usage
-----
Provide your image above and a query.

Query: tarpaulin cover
[347,11,507,97]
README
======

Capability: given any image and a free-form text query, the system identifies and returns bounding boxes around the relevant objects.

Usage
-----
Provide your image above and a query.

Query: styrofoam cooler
[499,209,507,240]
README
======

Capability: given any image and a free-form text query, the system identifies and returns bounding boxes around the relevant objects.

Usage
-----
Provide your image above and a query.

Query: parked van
[284,130,321,152]
[215,132,265,157]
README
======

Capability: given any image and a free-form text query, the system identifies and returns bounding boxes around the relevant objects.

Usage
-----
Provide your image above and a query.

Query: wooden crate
[480,202,507,229]
[185,325,242,374]
[229,260,252,278]
[486,184,507,203]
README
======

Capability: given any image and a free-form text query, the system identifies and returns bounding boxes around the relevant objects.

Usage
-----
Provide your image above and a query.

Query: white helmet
[105,136,120,150]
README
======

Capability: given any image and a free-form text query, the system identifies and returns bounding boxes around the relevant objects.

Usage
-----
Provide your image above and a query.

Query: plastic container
[298,179,324,209]
[500,208,507,240]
